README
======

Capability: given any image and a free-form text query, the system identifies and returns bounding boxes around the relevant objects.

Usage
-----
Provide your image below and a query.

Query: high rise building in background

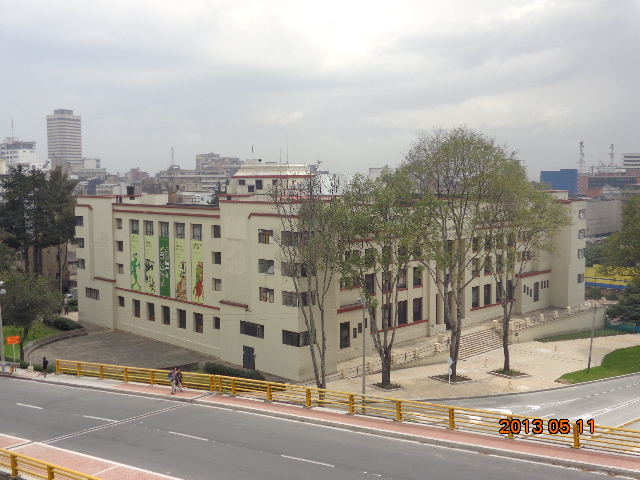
[47,109,82,171]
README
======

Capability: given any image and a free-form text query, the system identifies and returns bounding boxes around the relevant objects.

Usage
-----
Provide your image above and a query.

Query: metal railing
[55,359,640,458]
[0,448,101,480]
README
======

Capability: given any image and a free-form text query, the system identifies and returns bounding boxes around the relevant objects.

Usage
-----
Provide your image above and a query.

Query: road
[433,374,640,427]
[0,378,612,480]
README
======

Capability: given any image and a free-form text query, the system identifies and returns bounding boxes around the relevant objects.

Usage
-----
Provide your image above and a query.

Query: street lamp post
[0,281,6,373]
[357,297,366,395]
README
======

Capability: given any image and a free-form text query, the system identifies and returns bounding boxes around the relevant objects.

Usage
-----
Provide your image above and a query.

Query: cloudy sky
[1,0,638,179]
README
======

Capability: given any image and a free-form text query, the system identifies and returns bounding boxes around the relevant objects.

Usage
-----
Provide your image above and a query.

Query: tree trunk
[502,310,510,371]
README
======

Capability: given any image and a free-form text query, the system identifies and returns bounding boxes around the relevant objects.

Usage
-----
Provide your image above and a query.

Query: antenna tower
[609,144,615,166]
[578,141,585,174]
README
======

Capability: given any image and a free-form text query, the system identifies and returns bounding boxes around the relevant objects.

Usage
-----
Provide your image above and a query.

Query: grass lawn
[558,345,640,384]
[1,323,61,361]
[537,329,630,343]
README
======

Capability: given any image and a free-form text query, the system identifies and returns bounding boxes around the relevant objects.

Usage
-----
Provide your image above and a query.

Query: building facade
[75,164,586,382]
[47,109,82,172]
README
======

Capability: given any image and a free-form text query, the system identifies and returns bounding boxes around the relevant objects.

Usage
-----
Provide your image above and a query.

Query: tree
[481,165,571,371]
[0,270,62,360]
[606,279,640,326]
[403,126,518,378]
[46,167,78,293]
[340,169,438,387]
[271,169,346,389]
[602,196,640,276]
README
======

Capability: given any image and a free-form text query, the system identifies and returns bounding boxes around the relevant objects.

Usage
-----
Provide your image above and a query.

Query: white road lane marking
[281,455,335,467]
[16,403,42,409]
[168,431,209,441]
[83,415,117,422]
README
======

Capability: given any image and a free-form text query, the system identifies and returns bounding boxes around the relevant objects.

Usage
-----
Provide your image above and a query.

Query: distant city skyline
[1,1,639,179]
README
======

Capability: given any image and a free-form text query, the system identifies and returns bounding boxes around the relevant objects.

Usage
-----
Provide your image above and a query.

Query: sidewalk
[4,367,640,478]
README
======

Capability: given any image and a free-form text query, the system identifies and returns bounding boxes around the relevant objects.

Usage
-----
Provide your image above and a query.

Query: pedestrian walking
[175,368,183,392]
[168,367,177,394]
[38,357,49,377]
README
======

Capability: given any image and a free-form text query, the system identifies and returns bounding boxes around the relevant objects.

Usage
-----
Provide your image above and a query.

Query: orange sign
[6,336,19,345]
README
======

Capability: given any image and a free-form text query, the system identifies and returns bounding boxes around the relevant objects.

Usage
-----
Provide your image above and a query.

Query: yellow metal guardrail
[0,447,101,480]
[55,359,640,457]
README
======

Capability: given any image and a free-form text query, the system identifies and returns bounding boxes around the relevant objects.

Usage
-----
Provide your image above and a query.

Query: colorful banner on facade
[174,238,187,300]
[191,240,204,303]
[144,236,156,294]
[130,234,142,291]
[159,236,171,297]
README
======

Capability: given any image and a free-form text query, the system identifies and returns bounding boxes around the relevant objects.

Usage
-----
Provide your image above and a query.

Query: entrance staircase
[458,328,503,360]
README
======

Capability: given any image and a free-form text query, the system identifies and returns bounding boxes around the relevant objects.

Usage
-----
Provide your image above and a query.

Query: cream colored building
[75,164,586,382]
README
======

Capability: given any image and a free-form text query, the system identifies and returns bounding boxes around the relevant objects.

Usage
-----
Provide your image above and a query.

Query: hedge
[203,362,265,381]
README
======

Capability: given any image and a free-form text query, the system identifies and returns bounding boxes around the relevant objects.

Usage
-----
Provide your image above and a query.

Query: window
[77,258,85,269]
[194,313,203,333]
[192,224,202,241]
[578,249,585,259]
[240,321,264,338]
[259,259,274,274]
[116,218,123,229]
[282,291,298,307]
[133,299,141,317]
[484,256,492,274]
[147,302,155,321]
[413,267,422,287]
[160,222,169,237]
[534,282,540,302]
[507,280,514,301]
[175,223,185,239]
[259,287,274,303]
[281,262,307,277]
[485,236,492,250]
[300,292,316,307]
[496,255,503,272]
[213,278,222,291]
[340,322,350,349]
[398,300,408,325]
[365,273,376,295]
[364,248,375,267]
[118,296,125,307]
[117,241,124,252]
[382,272,391,292]
[484,284,491,306]
[239,179,246,185]
[472,236,480,251]
[248,185,255,193]
[282,330,309,347]
[471,258,479,276]
[75,216,84,227]
[578,273,584,283]
[258,229,273,244]
[578,229,585,240]
[213,252,222,264]
[398,269,407,289]
[472,286,479,308]
[213,316,221,330]
[256,179,263,190]
[162,305,170,325]
[413,297,422,322]
[130,220,139,234]
[76,238,84,248]
[178,309,187,329]
[496,282,503,303]
[117,263,124,274]
[213,225,221,238]
[579,209,586,219]
[282,231,305,246]
[145,221,154,236]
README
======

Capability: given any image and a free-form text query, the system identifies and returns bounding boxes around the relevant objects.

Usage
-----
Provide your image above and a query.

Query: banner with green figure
[144,236,156,294]
[159,236,171,297]
[191,240,204,303]
[130,234,142,291]
[174,238,187,300]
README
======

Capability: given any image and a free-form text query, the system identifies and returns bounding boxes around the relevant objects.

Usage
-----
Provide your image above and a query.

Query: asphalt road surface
[433,374,640,427]
[0,378,619,480]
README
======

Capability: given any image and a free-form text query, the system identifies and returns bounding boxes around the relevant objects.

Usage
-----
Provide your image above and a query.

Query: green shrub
[203,362,265,381]
[586,287,601,299]
[68,298,78,307]
[45,316,82,331]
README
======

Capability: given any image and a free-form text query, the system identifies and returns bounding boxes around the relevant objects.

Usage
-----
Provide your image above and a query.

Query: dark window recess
[178,309,187,329]
[195,313,204,333]
[147,302,155,321]
[213,316,221,329]
[213,225,221,238]
[472,286,479,308]
[162,306,170,325]
[413,297,422,322]
[484,284,491,305]
[240,321,264,338]
[282,330,310,347]
[133,299,141,317]
[340,322,350,349]
[256,180,263,190]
